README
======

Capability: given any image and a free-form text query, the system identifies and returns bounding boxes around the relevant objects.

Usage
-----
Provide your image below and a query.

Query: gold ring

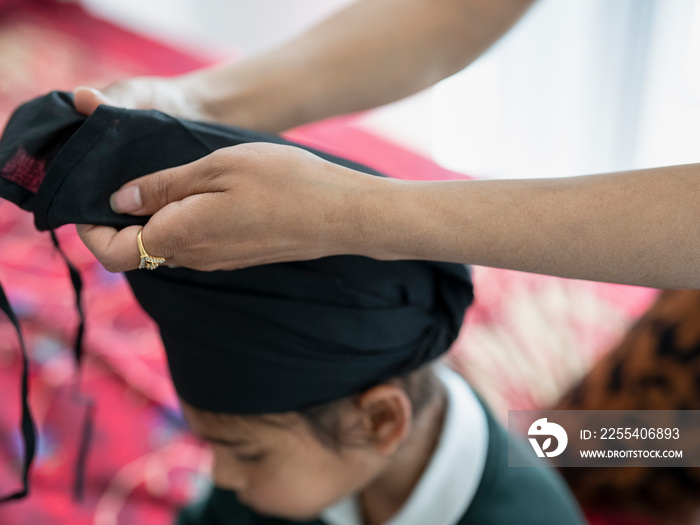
[137,228,165,270]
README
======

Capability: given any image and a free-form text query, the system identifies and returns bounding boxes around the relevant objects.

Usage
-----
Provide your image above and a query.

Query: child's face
[180,401,392,520]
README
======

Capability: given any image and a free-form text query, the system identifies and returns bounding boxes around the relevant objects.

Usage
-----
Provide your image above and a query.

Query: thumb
[73,86,116,116]
[109,157,216,216]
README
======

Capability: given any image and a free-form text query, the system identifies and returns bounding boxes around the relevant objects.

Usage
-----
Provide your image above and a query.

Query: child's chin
[245,501,321,521]
[274,510,321,521]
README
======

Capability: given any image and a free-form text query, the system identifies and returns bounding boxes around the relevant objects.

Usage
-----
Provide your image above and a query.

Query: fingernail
[110,186,142,213]
[82,86,116,105]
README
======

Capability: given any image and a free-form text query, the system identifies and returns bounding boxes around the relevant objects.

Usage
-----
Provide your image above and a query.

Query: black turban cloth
[0,91,474,500]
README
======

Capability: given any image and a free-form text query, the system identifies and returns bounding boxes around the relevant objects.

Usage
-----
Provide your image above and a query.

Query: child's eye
[236,452,266,463]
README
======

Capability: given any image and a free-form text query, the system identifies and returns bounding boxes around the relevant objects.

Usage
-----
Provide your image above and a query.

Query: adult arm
[78,144,700,289]
[74,0,537,131]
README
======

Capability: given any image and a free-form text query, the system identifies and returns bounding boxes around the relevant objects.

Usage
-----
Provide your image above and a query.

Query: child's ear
[356,384,413,455]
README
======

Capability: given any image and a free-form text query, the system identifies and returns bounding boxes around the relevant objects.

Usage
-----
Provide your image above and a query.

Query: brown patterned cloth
[555,290,700,525]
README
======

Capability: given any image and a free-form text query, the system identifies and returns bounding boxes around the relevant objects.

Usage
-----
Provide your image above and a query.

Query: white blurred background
[79,0,700,179]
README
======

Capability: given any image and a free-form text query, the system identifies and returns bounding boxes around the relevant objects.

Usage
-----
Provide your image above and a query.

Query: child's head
[129,255,472,518]
[180,363,445,520]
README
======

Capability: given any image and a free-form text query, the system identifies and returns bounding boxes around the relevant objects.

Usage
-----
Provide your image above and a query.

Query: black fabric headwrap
[0,91,474,500]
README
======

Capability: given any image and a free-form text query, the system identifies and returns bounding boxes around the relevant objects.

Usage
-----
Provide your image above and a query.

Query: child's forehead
[180,400,304,441]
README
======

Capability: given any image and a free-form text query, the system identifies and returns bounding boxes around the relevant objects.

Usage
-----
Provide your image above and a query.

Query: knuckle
[166,220,201,258]
[102,80,135,103]
[207,147,231,163]
[229,142,269,165]
[149,173,173,208]
[102,79,125,96]
[222,145,254,169]
[201,150,230,182]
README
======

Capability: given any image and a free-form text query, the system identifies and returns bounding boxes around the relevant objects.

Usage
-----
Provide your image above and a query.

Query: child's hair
[296,362,441,451]
[193,362,442,452]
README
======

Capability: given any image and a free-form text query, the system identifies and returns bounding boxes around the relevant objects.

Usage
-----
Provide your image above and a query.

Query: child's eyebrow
[200,435,253,447]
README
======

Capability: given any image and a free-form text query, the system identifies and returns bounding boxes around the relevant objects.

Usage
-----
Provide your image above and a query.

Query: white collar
[320,363,489,525]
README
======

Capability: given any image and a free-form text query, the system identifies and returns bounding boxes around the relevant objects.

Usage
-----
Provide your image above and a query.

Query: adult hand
[75,142,388,273]
[72,74,380,274]
[73,74,218,122]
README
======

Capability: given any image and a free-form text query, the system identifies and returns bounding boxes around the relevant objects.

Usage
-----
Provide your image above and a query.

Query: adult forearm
[359,163,700,289]
[188,0,537,132]
[80,141,698,287]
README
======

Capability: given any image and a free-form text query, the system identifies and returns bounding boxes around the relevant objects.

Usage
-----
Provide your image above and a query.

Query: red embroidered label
[1,147,46,193]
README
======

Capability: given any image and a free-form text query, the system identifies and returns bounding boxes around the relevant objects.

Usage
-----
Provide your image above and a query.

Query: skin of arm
[77,144,700,289]
[187,0,538,132]
[74,0,538,132]
[365,163,700,289]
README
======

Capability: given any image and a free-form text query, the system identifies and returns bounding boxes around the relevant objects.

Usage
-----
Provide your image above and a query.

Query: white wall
[78,0,354,55]
[633,0,700,170]
[429,0,658,179]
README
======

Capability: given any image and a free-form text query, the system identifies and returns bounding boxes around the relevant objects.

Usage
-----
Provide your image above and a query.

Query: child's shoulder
[461,403,585,525]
